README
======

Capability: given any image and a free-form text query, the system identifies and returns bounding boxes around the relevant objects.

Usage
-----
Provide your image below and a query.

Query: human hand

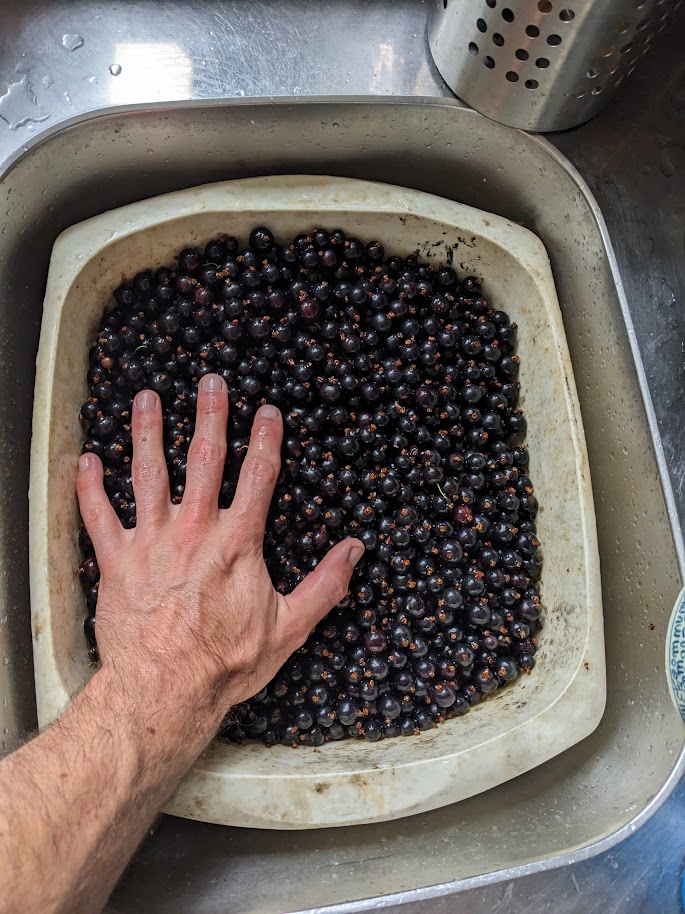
[0,374,365,914]
[76,373,364,712]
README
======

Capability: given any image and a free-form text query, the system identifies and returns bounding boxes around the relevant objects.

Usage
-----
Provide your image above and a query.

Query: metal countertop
[1,2,683,911]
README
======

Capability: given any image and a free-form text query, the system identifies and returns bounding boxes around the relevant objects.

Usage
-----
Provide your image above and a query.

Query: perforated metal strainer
[428,0,681,132]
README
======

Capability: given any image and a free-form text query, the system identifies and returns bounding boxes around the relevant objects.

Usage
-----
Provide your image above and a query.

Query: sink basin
[30,174,604,829]
[0,97,682,911]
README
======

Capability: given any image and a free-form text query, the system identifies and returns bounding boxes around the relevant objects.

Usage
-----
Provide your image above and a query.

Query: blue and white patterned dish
[666,586,685,724]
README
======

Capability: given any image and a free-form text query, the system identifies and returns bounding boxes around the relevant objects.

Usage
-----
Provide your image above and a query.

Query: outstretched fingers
[281,539,365,648]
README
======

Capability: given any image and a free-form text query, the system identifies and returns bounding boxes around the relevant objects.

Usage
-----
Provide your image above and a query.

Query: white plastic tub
[29,176,605,829]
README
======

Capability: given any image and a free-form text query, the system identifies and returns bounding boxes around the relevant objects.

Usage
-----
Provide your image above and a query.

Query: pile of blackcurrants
[78,225,543,746]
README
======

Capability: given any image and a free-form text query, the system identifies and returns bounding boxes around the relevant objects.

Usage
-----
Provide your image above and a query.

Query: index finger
[229,404,282,544]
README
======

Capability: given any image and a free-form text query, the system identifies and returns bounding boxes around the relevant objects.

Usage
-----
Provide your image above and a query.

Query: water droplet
[42,74,54,89]
[0,75,50,130]
[86,75,98,85]
[109,63,122,76]
[61,33,84,52]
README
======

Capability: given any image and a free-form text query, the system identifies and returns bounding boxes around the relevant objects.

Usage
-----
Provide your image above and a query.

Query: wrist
[87,660,230,775]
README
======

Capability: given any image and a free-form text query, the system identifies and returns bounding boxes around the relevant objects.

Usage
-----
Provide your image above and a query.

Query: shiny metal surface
[0,1,683,912]
[341,775,685,914]
[427,0,681,132]
[0,0,446,163]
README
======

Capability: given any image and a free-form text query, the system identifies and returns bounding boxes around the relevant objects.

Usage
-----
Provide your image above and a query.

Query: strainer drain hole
[536,57,550,68]
[483,55,496,68]
[502,7,515,22]
[538,0,553,12]
[526,24,540,37]
[505,70,519,82]
[477,17,488,32]
[525,78,539,89]
[468,41,479,55]
[547,34,562,45]
[515,48,529,60]
[559,8,575,21]
[493,32,505,46]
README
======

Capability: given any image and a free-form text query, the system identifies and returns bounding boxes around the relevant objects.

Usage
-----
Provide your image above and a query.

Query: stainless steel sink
[0,96,682,913]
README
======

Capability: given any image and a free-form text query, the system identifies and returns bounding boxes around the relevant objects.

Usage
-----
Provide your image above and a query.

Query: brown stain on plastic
[191,796,208,817]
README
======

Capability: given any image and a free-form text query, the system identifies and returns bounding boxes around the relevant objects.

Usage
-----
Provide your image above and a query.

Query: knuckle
[133,457,166,486]
[190,437,226,468]
[331,579,350,608]
[200,391,226,415]
[77,474,97,496]
[227,514,249,539]
[321,568,349,607]
[175,520,204,552]
[226,515,260,553]
[81,499,106,530]
[245,454,277,488]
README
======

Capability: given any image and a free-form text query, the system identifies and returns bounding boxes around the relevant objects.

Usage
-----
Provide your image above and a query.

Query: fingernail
[201,373,224,391]
[347,543,365,568]
[135,390,157,411]
[259,404,279,419]
[79,453,93,471]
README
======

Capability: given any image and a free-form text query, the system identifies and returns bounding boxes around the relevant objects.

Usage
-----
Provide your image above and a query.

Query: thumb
[281,539,365,647]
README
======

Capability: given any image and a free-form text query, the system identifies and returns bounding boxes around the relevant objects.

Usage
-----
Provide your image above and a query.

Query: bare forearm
[0,666,226,914]
[0,379,359,912]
